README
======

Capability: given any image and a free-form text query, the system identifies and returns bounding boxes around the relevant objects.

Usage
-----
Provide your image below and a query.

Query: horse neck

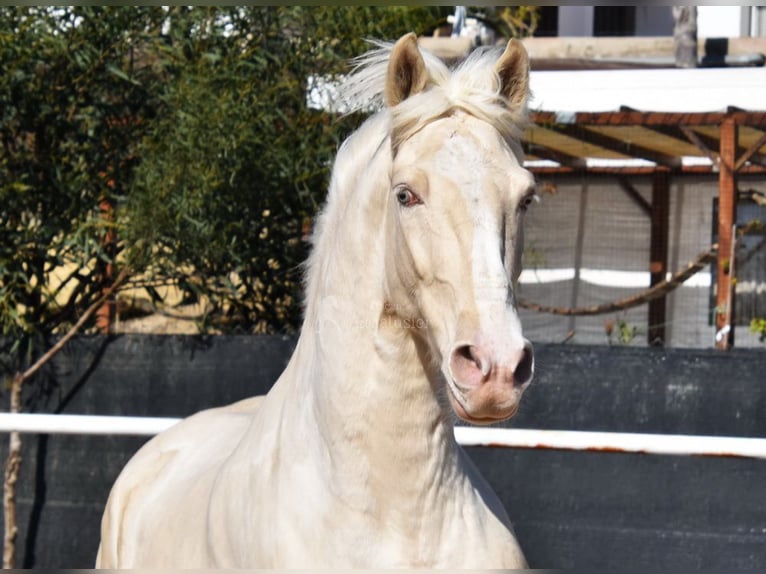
[283,116,460,487]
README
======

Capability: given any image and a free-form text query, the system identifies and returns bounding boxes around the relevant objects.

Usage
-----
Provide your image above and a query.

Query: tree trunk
[2,374,23,569]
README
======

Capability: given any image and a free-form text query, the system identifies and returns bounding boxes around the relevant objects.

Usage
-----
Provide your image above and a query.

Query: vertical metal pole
[716,117,738,349]
[667,180,685,344]
[649,169,670,345]
[569,183,589,336]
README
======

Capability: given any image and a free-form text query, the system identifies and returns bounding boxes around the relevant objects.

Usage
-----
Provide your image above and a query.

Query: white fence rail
[455,427,766,459]
[1,413,765,460]
[0,413,178,436]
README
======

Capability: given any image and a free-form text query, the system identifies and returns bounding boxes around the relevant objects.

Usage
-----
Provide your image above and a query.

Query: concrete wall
[1,335,764,568]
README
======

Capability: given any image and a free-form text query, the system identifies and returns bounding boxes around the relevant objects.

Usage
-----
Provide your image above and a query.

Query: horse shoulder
[97,395,267,567]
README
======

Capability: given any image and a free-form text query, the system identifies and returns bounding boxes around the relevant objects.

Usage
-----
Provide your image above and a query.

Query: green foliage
[0,7,163,348]
[1,6,452,344]
[751,318,766,343]
[477,7,540,39]
[604,317,641,346]
[124,7,450,333]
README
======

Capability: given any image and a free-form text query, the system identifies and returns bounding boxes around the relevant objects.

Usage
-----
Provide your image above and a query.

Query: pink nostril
[449,344,490,389]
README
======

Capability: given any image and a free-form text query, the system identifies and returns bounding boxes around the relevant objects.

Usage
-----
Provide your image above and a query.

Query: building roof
[530,67,766,114]
[416,35,766,174]
[525,67,766,175]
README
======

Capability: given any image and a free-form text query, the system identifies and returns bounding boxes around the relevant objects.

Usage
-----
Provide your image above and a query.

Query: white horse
[97,33,536,568]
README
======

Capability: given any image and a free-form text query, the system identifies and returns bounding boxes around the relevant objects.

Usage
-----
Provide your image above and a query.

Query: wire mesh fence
[519,173,766,348]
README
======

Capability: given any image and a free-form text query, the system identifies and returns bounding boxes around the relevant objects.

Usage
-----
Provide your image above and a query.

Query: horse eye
[395,186,421,208]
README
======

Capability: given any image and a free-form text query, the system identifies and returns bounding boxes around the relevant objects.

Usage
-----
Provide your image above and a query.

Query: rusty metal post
[95,197,116,333]
[649,169,670,345]
[716,117,738,349]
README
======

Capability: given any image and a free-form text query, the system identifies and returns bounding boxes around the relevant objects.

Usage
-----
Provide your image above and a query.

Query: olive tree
[1,6,166,366]
[124,6,452,333]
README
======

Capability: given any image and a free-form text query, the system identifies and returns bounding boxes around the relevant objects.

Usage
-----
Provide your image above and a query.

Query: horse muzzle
[446,340,534,425]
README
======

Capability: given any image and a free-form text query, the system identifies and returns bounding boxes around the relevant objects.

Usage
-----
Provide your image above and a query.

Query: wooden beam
[526,163,766,177]
[679,126,720,166]
[616,119,766,168]
[521,35,766,60]
[617,177,652,217]
[546,124,682,168]
[671,125,766,169]
[648,169,670,346]
[734,131,766,171]
[523,142,587,170]
[716,117,738,350]
[530,110,766,128]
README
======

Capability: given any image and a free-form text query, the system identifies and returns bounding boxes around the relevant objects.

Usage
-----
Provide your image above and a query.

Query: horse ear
[385,33,428,107]
[495,39,530,110]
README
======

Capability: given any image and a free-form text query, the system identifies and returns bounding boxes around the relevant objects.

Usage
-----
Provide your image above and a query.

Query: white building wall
[697,6,744,38]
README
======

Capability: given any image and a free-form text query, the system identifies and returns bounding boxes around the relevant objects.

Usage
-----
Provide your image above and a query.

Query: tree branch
[518,246,717,317]
[2,267,129,568]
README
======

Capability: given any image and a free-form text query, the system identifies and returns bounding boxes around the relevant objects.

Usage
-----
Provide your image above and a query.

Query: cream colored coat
[97,34,535,568]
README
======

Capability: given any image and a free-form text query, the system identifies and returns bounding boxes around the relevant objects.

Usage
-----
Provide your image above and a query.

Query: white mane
[300,112,391,323]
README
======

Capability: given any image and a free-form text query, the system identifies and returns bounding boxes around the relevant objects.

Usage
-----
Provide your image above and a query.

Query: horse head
[381,34,535,425]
